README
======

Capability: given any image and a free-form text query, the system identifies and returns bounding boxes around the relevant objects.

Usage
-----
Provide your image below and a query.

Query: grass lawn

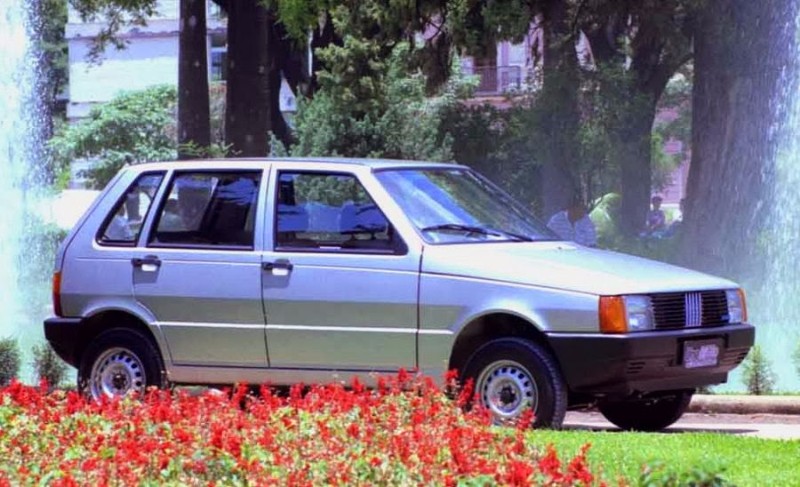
[529,430,800,486]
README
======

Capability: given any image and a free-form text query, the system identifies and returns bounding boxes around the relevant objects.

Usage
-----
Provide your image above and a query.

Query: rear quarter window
[97,172,165,246]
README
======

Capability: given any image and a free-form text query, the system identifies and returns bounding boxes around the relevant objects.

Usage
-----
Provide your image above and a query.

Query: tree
[679,0,799,277]
[578,1,695,234]
[289,44,466,162]
[213,0,274,156]
[32,0,69,128]
[64,0,295,160]
[537,0,582,216]
[47,85,178,188]
[741,345,776,395]
[68,0,212,160]
[68,0,159,62]
[177,0,211,159]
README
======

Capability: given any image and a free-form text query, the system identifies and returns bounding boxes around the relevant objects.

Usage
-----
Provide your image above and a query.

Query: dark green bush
[32,342,68,388]
[0,338,21,386]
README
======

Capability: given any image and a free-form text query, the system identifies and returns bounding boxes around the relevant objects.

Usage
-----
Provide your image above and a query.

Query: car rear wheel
[598,390,694,432]
[79,328,166,401]
[462,338,568,429]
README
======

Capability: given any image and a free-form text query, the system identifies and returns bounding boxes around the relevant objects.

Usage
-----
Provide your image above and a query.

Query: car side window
[97,172,164,246]
[275,171,395,252]
[150,171,261,249]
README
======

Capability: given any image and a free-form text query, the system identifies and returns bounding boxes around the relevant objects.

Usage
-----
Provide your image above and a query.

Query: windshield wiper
[421,224,533,241]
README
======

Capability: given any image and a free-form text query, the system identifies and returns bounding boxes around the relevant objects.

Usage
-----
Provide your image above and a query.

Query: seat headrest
[277,204,309,233]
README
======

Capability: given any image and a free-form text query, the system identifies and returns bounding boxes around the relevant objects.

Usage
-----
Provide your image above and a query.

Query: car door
[132,168,269,367]
[261,166,420,371]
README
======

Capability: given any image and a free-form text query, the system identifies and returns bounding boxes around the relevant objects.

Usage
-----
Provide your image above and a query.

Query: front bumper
[547,323,754,397]
[43,316,85,368]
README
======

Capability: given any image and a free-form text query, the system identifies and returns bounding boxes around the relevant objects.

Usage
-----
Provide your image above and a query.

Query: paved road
[565,411,800,440]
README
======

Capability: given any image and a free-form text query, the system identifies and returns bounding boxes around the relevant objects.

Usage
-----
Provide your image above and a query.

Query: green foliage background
[47,85,177,188]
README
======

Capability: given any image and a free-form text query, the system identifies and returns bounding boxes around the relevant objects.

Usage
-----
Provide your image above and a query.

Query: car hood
[421,241,738,295]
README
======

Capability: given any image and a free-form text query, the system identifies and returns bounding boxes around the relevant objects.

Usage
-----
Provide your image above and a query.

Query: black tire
[598,390,694,432]
[462,338,568,429]
[78,328,166,400]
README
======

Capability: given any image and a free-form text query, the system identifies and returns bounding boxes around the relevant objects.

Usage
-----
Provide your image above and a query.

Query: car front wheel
[79,328,166,401]
[462,338,568,429]
[598,390,694,432]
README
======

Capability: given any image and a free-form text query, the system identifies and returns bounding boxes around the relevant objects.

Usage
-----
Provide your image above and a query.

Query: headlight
[725,288,747,323]
[599,295,654,333]
[623,295,654,331]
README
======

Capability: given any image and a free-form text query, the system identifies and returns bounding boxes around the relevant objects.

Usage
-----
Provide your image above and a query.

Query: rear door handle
[262,259,293,276]
[131,255,161,271]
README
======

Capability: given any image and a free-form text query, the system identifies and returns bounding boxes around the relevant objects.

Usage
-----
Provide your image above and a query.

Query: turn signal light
[599,296,626,333]
[738,288,748,323]
[52,271,63,317]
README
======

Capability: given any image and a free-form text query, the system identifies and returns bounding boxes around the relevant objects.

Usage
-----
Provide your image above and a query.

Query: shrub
[0,338,21,386]
[31,342,68,388]
[47,85,178,189]
[741,344,776,395]
[0,374,609,485]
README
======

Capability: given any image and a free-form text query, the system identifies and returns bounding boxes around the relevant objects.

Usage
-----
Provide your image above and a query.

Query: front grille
[650,291,729,330]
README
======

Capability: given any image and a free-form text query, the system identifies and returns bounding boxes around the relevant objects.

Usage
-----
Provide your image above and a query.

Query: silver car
[44,158,754,430]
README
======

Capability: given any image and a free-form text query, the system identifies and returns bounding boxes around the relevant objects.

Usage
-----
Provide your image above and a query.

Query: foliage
[0,374,607,485]
[638,461,731,487]
[31,343,69,389]
[34,0,69,116]
[656,65,694,159]
[290,44,468,162]
[68,0,159,62]
[17,214,68,316]
[443,102,538,209]
[47,85,177,189]
[0,339,21,387]
[741,345,776,395]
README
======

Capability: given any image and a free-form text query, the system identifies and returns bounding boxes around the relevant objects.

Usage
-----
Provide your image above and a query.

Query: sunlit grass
[529,430,800,486]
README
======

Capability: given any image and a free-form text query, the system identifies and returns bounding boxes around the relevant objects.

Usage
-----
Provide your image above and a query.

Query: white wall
[68,35,178,117]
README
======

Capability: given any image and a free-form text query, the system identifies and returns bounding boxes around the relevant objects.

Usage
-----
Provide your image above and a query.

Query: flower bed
[0,374,608,486]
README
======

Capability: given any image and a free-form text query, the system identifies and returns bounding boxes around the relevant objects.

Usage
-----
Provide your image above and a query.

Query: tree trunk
[615,104,656,235]
[538,0,581,218]
[618,13,689,236]
[178,0,211,159]
[680,0,796,278]
[224,0,275,156]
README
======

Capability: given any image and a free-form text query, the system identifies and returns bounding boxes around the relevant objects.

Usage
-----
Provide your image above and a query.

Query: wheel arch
[75,309,166,371]
[447,312,558,378]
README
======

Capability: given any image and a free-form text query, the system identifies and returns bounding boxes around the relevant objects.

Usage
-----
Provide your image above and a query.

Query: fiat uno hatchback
[44,158,754,430]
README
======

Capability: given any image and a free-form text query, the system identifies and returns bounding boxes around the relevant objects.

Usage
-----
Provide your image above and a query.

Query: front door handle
[262,259,293,276]
[132,255,161,272]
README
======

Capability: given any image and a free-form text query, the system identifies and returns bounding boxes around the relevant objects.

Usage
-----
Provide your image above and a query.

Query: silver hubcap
[89,347,146,400]
[477,360,537,421]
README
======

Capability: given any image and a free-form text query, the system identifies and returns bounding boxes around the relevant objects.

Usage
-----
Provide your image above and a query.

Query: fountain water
[754,11,800,392]
[0,1,49,380]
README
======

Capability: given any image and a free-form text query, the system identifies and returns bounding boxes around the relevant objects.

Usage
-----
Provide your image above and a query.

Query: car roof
[125,157,467,173]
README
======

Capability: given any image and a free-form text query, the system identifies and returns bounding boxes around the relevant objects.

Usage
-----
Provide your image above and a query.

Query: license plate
[683,341,720,368]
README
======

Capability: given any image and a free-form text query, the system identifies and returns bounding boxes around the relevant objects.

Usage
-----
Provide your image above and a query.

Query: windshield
[375,167,557,244]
